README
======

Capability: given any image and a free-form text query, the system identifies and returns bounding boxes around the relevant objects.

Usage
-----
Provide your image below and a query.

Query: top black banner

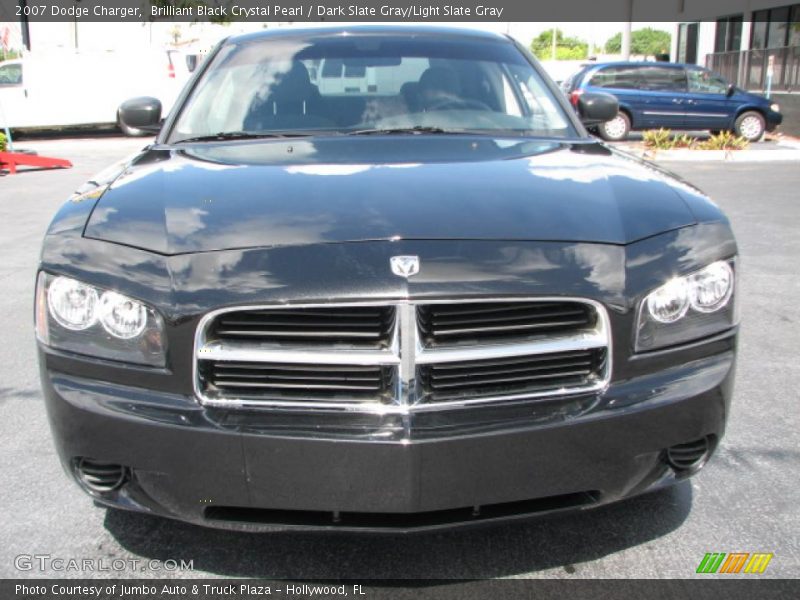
[0,0,749,23]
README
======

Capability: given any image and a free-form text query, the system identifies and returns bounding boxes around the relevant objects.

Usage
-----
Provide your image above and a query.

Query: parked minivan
[563,61,782,142]
[0,50,191,135]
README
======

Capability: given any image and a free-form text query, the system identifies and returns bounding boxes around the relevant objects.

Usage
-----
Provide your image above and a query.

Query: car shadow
[104,482,692,579]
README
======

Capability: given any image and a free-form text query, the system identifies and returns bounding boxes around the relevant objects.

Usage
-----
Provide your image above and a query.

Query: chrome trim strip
[193,297,612,413]
[642,111,728,118]
[197,342,400,366]
[415,329,607,364]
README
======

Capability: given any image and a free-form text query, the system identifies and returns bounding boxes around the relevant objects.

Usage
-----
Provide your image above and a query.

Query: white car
[0,50,193,135]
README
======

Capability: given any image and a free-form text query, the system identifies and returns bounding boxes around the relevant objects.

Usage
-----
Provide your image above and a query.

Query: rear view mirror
[576,92,619,125]
[118,97,162,133]
[726,84,735,97]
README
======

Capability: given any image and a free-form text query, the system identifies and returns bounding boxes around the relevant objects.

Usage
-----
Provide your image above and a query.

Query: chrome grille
[195,298,611,411]
[417,348,607,404]
[417,301,595,345]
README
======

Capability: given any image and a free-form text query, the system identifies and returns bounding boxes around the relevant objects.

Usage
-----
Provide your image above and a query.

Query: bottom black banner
[3,579,798,600]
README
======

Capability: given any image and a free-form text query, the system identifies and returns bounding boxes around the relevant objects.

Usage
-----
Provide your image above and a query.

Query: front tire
[597,112,630,141]
[734,111,765,142]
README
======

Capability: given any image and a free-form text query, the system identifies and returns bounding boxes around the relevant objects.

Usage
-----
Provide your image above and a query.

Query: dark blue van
[563,62,782,142]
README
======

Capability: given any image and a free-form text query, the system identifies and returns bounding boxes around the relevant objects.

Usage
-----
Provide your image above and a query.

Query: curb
[620,147,800,162]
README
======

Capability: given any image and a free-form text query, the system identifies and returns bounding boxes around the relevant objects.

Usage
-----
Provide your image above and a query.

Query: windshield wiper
[346,126,469,136]
[174,131,311,144]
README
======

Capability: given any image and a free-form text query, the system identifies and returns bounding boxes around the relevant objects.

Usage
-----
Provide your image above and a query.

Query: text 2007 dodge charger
[36,27,737,532]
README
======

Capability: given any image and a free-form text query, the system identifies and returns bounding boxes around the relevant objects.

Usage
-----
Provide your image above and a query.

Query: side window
[687,69,728,94]
[321,59,344,78]
[639,66,687,92]
[344,61,366,79]
[0,63,22,85]
[589,67,640,90]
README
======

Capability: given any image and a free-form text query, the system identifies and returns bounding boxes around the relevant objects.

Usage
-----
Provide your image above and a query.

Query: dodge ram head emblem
[390,256,420,278]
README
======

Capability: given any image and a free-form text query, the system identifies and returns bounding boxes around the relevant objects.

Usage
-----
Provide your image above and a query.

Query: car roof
[228,25,511,46]
[587,61,699,69]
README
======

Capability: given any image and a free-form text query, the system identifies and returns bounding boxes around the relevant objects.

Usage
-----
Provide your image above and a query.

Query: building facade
[673,0,799,93]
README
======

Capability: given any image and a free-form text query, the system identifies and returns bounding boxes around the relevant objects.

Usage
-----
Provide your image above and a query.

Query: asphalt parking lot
[0,136,798,580]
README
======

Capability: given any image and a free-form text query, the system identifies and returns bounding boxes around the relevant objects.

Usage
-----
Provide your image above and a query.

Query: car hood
[83,137,697,255]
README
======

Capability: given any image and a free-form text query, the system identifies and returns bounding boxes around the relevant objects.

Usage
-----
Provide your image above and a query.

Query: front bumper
[40,336,735,533]
[766,110,783,131]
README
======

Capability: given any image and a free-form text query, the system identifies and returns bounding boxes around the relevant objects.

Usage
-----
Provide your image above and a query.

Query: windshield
[169,34,575,142]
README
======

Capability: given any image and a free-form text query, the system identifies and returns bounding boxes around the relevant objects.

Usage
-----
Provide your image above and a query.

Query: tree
[605,28,672,57]
[531,29,589,61]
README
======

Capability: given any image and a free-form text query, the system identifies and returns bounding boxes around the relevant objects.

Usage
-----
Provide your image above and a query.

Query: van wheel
[117,111,149,137]
[734,111,765,142]
[597,112,630,141]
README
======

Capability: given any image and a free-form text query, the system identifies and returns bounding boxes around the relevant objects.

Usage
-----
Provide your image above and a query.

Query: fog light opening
[74,458,127,493]
[665,436,715,474]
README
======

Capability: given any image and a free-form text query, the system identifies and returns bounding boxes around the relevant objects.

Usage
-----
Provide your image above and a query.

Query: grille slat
[427,319,592,337]
[418,301,595,345]
[215,329,385,339]
[201,361,394,402]
[430,360,594,381]
[418,348,606,403]
[212,306,395,347]
[213,362,382,373]
[430,310,587,327]
[429,369,594,390]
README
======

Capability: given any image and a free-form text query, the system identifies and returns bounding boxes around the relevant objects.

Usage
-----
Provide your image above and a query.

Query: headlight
[636,260,737,351]
[99,291,148,339]
[47,277,99,330]
[770,103,780,113]
[35,272,166,366]
[689,261,733,312]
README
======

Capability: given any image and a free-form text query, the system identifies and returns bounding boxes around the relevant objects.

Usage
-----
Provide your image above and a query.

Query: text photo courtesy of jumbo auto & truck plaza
[1,0,799,599]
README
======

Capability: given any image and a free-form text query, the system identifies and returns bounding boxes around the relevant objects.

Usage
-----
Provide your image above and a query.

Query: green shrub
[697,131,749,151]
[672,134,698,149]
[642,128,676,150]
[0,132,6,152]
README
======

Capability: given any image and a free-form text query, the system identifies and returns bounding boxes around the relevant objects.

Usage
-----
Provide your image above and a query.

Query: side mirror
[118,97,162,133]
[576,92,619,125]
[726,84,735,97]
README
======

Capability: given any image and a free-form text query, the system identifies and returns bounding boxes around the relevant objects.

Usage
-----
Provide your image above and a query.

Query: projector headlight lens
[689,261,734,313]
[47,276,99,331]
[99,291,148,339]
[646,277,690,323]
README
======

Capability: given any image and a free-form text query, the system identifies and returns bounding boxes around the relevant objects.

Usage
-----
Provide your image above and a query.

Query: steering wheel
[426,97,491,112]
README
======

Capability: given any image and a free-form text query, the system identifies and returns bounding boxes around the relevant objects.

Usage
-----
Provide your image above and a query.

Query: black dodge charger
[36,26,738,532]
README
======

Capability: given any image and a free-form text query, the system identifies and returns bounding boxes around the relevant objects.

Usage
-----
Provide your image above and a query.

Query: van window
[687,68,728,94]
[0,63,22,85]
[589,66,641,90]
[562,67,589,92]
[322,59,344,78]
[639,66,687,92]
[315,56,430,96]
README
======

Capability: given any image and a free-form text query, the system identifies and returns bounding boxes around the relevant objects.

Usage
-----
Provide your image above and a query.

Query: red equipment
[0,151,72,174]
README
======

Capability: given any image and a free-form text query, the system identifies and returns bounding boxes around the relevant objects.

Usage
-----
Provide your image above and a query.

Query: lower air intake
[666,437,713,472]
[75,458,127,493]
